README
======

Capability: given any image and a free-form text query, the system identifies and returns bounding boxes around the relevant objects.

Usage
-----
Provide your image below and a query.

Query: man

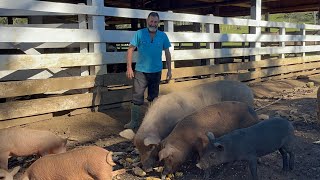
[124,12,172,129]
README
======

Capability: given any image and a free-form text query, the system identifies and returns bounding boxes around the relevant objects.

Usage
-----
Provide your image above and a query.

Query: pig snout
[142,158,157,172]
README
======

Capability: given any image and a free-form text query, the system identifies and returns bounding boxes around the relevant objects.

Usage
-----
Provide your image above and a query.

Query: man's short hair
[148,12,159,19]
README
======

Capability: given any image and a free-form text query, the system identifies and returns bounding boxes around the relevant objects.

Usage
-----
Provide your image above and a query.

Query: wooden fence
[0,0,320,127]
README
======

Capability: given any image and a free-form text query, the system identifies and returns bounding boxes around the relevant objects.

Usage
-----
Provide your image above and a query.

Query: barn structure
[0,0,320,128]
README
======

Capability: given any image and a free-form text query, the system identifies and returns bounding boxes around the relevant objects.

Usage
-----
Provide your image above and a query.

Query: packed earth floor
[11,75,320,180]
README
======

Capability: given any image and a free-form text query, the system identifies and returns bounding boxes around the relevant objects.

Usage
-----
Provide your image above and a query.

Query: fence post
[164,11,175,83]
[280,27,286,59]
[205,14,215,66]
[249,0,261,62]
[301,26,306,57]
[78,3,89,94]
[87,0,106,111]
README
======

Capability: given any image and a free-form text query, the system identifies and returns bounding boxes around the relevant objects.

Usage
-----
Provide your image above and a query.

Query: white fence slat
[1,1,320,29]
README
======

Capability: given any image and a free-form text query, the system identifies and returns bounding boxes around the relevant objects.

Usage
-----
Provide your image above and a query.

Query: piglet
[197,117,295,180]
[0,128,67,170]
[0,166,20,180]
[21,146,125,180]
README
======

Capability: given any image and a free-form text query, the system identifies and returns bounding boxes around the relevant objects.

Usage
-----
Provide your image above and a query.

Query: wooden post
[164,11,175,82]
[301,27,306,57]
[280,27,286,59]
[265,12,270,33]
[87,0,106,111]
[249,0,261,62]
[78,3,89,93]
[205,14,215,66]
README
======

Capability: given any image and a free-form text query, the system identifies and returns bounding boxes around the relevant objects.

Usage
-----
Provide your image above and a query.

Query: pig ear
[144,136,160,146]
[158,147,172,161]
[214,142,224,151]
[10,166,20,176]
[206,132,215,141]
[106,152,116,166]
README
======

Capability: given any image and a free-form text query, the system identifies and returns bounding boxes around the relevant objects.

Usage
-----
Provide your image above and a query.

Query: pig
[132,80,254,171]
[196,117,295,180]
[0,166,20,180]
[158,101,260,178]
[21,146,125,180]
[0,127,67,170]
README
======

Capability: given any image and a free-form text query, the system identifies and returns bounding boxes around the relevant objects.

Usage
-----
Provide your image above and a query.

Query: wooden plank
[1,47,320,71]
[0,53,128,70]
[171,56,320,78]
[0,67,81,81]
[0,42,79,49]
[172,46,320,60]
[0,113,53,129]
[0,75,102,98]
[0,88,132,120]
[2,27,320,43]
[2,0,320,29]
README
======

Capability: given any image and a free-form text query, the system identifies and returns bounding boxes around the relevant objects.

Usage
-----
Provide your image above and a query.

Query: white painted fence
[0,0,320,125]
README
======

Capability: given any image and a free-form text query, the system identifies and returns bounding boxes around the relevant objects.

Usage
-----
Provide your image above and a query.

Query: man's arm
[126,45,136,79]
[164,48,172,81]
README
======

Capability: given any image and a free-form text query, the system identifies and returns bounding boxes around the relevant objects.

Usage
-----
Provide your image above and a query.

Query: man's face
[147,16,159,32]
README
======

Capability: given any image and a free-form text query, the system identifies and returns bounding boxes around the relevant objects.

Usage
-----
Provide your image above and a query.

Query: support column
[205,14,214,66]
[78,3,89,93]
[87,0,106,111]
[249,0,261,61]
[164,11,175,83]
[300,27,306,57]
[280,27,286,59]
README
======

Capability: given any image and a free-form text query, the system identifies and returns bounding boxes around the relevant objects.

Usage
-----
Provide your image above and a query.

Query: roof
[43,0,320,17]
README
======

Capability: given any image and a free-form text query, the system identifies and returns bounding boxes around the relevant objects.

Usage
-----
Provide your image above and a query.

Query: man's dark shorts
[132,71,161,105]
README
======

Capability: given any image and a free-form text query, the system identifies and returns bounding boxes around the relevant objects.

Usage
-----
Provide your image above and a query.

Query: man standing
[125,12,172,129]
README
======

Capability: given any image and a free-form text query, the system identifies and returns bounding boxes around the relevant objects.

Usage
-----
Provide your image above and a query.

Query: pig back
[169,101,259,142]
[0,128,64,156]
[23,146,113,179]
[197,80,254,107]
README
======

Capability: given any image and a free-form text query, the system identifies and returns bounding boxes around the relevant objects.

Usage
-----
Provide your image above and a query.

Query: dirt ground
[10,75,320,180]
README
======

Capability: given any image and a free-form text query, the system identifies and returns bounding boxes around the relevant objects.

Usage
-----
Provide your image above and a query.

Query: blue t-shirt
[130,28,171,73]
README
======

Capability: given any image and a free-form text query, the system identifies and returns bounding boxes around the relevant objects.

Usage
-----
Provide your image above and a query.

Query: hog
[0,127,67,170]
[133,80,254,171]
[196,117,295,180]
[21,146,125,180]
[158,101,259,177]
[0,166,20,180]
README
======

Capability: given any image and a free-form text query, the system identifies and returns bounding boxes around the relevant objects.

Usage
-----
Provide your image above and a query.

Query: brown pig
[158,101,260,177]
[133,80,254,171]
[0,128,67,170]
[21,146,125,180]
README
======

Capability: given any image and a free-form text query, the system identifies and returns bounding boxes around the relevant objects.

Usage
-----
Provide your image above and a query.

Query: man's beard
[148,26,157,32]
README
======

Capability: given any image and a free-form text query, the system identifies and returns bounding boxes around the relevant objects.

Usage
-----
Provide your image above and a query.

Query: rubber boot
[124,104,141,129]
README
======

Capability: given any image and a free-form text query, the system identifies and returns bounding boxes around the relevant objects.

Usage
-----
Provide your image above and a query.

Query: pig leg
[282,143,295,170]
[279,148,289,171]
[0,151,9,170]
[288,151,295,170]
[248,156,258,180]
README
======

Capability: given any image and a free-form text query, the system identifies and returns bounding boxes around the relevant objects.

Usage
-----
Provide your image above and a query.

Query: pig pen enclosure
[1,0,320,179]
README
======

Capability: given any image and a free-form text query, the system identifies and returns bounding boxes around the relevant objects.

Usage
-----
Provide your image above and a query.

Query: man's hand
[126,67,134,79]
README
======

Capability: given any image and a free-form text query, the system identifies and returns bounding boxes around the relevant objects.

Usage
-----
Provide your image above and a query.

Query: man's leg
[124,71,147,129]
[146,71,161,104]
